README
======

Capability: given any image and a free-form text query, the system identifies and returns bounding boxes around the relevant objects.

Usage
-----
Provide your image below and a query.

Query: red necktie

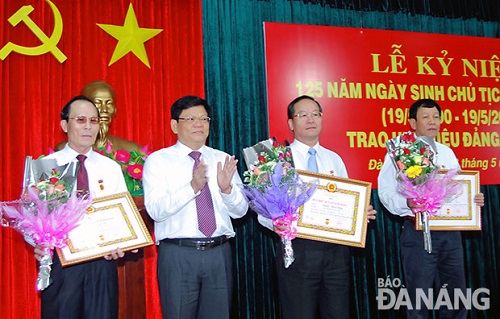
[189,151,216,237]
[77,154,89,195]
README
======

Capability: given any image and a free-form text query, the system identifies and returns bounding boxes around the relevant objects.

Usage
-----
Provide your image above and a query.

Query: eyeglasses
[178,116,211,123]
[69,116,100,125]
[292,111,322,120]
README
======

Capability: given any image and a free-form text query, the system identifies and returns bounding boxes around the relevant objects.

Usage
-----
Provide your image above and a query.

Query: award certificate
[294,170,371,248]
[57,192,154,266]
[415,170,481,231]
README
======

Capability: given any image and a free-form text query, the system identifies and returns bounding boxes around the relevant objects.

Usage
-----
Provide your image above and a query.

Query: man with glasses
[258,95,376,319]
[35,95,129,319]
[143,95,248,319]
[55,80,141,152]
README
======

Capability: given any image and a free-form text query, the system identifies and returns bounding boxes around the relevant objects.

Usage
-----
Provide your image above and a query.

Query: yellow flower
[406,165,423,178]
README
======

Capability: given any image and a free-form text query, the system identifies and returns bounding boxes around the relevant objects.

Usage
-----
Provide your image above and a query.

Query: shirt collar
[291,139,319,155]
[59,144,97,164]
[175,141,207,157]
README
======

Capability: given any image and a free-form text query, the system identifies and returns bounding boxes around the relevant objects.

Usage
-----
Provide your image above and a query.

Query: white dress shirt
[377,138,460,217]
[143,141,249,241]
[44,144,127,197]
[289,139,348,178]
[258,139,348,230]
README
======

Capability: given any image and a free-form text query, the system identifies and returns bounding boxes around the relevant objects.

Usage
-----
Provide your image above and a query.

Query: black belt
[406,216,416,222]
[161,235,229,250]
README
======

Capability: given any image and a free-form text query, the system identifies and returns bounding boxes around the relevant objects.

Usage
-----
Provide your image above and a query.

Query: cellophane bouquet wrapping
[96,142,149,196]
[0,156,92,290]
[385,132,462,253]
[243,139,316,268]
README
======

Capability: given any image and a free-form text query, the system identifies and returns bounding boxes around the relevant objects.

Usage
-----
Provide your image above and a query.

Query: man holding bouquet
[34,95,129,319]
[258,95,376,319]
[378,98,485,319]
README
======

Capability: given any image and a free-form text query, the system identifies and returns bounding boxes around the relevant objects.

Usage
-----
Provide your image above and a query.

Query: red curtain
[0,0,204,318]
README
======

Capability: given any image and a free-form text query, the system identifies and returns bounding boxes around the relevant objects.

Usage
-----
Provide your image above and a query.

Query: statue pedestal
[117,196,154,319]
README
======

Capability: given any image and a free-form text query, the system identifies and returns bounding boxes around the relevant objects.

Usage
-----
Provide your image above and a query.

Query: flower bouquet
[385,132,462,253]
[0,156,92,290]
[96,142,149,196]
[243,138,316,268]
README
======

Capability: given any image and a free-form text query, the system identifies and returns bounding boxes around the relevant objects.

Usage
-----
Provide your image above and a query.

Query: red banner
[265,22,500,187]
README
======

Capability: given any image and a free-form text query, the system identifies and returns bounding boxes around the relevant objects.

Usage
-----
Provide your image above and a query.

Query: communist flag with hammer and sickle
[0,1,204,319]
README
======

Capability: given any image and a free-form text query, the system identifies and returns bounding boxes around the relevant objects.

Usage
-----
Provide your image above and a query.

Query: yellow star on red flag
[97,3,162,68]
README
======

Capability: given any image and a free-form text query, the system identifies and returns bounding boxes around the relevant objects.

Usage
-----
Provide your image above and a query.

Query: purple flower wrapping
[243,141,316,268]
[244,161,316,220]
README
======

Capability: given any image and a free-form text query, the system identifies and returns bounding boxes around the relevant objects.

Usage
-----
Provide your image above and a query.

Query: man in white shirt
[35,95,129,319]
[378,99,484,319]
[259,95,376,319]
[143,95,249,319]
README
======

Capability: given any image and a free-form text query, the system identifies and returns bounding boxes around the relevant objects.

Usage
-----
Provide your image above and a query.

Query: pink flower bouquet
[1,157,92,290]
[386,132,462,253]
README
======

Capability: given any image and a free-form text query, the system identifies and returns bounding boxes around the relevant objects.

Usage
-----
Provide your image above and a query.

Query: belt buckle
[195,240,212,251]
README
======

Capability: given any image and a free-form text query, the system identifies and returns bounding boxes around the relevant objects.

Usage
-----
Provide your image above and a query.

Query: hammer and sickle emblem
[0,0,66,62]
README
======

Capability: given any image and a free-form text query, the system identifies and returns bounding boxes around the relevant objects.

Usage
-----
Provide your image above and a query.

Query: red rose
[49,177,59,185]
[403,148,411,155]
[401,132,416,143]
[258,155,266,163]
[420,147,426,154]
[127,163,143,179]
[115,150,131,163]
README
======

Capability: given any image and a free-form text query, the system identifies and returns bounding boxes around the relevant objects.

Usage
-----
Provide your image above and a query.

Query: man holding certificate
[34,96,129,319]
[378,98,484,319]
[143,95,249,319]
[258,95,376,319]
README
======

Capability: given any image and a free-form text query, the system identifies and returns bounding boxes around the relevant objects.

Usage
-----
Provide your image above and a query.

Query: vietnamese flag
[0,1,204,318]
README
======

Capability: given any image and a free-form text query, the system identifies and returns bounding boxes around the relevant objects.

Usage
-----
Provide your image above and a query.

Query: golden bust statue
[55,80,141,152]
